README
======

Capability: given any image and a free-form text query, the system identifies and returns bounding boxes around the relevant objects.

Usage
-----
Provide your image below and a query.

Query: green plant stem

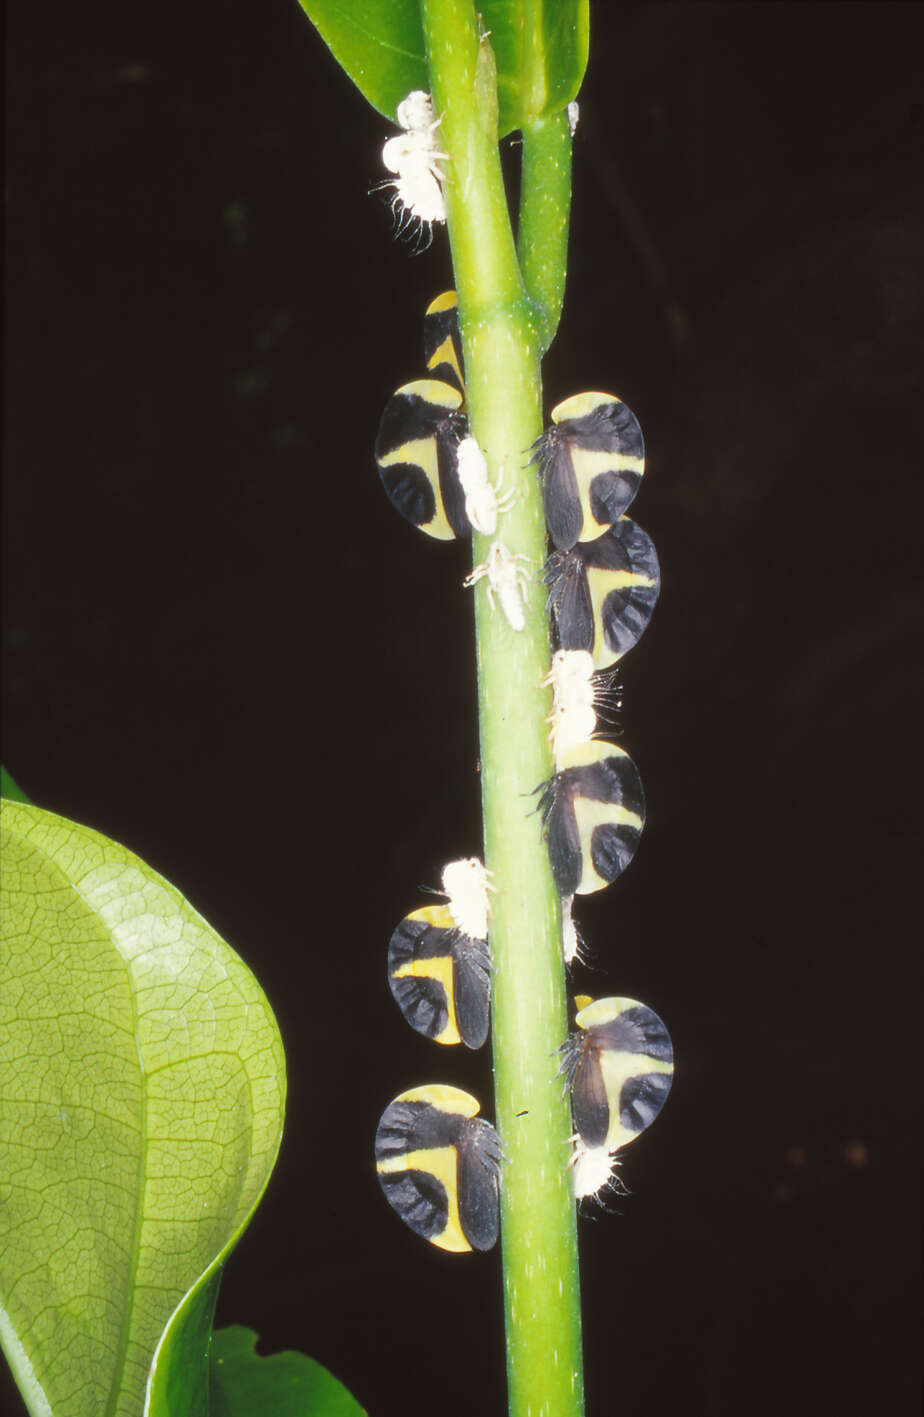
[420,5,584,1415]
[518,110,574,351]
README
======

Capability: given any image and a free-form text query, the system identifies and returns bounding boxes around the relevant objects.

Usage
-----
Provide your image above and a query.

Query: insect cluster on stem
[372,265,518,1250]
[529,387,672,1198]
[372,91,672,1247]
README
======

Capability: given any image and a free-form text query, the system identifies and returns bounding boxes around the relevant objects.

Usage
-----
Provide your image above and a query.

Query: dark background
[4,3,922,1414]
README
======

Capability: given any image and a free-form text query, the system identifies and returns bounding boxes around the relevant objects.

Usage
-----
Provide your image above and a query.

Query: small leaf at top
[485,1,589,129]
[298,1,589,138]
[298,1,428,122]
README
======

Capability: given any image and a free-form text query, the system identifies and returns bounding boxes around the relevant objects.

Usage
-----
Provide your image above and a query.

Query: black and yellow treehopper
[531,392,645,552]
[559,996,674,1151]
[375,1085,502,1252]
[375,378,469,539]
[423,290,465,394]
[537,740,646,896]
[544,516,660,670]
[387,904,490,1048]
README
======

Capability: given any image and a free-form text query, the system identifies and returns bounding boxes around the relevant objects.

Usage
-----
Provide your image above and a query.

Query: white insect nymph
[544,650,623,765]
[544,649,597,763]
[441,857,494,941]
[569,1137,625,1201]
[560,893,584,966]
[396,90,437,133]
[464,540,532,632]
[567,101,580,137]
[455,436,515,536]
[381,89,449,230]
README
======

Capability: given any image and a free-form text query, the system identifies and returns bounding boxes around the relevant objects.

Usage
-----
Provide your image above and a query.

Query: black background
[4,3,923,1415]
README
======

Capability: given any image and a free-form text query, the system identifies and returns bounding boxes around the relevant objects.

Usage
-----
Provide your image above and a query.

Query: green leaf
[298,1,588,137]
[0,802,286,1417]
[210,1327,366,1417]
[0,767,31,803]
[486,0,589,130]
[145,1268,222,1417]
[298,1,428,122]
